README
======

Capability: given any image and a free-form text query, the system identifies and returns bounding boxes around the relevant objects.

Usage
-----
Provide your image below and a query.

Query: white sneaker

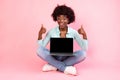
[42,64,57,72]
[64,66,77,75]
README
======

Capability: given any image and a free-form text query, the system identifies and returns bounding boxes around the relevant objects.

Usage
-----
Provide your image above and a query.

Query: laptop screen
[50,38,73,53]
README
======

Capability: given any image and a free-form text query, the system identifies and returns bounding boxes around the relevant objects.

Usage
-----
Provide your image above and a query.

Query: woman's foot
[64,66,77,75]
[42,64,57,72]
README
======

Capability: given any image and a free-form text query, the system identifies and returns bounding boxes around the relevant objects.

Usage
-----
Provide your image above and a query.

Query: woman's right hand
[39,24,46,34]
[38,24,46,40]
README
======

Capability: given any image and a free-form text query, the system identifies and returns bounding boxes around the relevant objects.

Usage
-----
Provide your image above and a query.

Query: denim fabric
[37,46,86,72]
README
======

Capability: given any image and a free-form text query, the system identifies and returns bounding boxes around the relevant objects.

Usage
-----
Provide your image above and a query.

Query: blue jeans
[37,46,86,72]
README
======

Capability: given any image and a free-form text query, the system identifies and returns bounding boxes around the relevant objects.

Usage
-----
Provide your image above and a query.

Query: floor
[0,55,120,80]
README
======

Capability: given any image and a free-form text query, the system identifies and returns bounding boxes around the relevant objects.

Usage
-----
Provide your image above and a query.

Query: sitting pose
[37,5,88,75]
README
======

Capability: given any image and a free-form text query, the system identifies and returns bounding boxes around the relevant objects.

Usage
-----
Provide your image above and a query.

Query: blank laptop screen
[50,38,73,53]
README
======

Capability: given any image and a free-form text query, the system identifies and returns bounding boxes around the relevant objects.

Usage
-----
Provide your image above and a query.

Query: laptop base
[50,53,75,56]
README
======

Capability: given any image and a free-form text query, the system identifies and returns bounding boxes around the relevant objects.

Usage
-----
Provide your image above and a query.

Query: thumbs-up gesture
[38,24,46,40]
[39,24,46,34]
[78,25,86,35]
[78,25,87,39]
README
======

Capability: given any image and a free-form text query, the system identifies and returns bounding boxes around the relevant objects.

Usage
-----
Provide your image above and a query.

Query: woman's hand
[39,24,46,34]
[78,25,87,40]
[78,25,86,35]
[38,24,46,40]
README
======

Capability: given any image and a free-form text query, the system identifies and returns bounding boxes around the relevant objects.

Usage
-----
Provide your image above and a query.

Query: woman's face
[57,15,69,28]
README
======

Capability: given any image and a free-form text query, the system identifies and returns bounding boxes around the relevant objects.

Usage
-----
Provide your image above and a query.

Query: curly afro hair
[51,5,75,24]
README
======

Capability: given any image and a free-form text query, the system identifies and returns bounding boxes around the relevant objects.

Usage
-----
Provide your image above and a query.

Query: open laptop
[50,38,74,56]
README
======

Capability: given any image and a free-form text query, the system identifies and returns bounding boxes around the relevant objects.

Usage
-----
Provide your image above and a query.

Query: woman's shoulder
[49,26,58,31]
[68,26,77,33]
[48,26,58,33]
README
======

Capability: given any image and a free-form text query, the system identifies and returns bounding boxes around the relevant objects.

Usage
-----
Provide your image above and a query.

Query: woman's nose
[60,19,64,22]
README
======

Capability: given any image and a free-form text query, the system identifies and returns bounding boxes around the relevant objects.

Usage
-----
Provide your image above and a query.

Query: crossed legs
[37,46,86,74]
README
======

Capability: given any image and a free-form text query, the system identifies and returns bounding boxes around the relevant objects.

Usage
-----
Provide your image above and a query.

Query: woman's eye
[57,18,60,20]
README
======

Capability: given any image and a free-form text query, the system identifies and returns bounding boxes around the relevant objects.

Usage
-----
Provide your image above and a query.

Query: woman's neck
[59,26,68,32]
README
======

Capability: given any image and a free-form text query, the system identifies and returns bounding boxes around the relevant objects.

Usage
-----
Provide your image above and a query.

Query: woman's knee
[37,47,42,56]
[37,46,45,57]
[37,46,51,60]
[76,50,87,60]
[82,51,87,59]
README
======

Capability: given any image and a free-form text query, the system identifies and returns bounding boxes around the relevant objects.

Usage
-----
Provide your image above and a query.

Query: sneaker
[64,66,77,75]
[42,64,57,72]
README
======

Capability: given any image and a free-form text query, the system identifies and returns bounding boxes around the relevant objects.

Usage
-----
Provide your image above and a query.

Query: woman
[37,5,88,75]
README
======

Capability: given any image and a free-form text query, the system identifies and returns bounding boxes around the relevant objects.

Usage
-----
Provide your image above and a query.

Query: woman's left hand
[78,25,87,39]
[78,25,86,35]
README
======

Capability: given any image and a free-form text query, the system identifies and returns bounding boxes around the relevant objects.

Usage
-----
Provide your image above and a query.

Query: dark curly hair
[51,5,75,24]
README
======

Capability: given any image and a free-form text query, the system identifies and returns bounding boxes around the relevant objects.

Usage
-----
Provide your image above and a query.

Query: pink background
[0,0,120,80]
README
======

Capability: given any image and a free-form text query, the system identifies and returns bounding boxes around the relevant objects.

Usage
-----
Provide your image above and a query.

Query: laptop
[50,38,74,56]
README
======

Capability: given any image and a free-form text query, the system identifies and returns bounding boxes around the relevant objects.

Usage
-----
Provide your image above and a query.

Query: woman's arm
[38,24,46,40]
[78,25,87,40]
[74,25,88,51]
[37,24,51,47]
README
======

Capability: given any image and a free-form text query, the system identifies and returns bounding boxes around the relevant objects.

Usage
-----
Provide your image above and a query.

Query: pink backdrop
[0,0,120,80]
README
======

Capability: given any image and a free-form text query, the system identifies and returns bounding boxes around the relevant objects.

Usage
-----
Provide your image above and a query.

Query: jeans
[37,46,86,72]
